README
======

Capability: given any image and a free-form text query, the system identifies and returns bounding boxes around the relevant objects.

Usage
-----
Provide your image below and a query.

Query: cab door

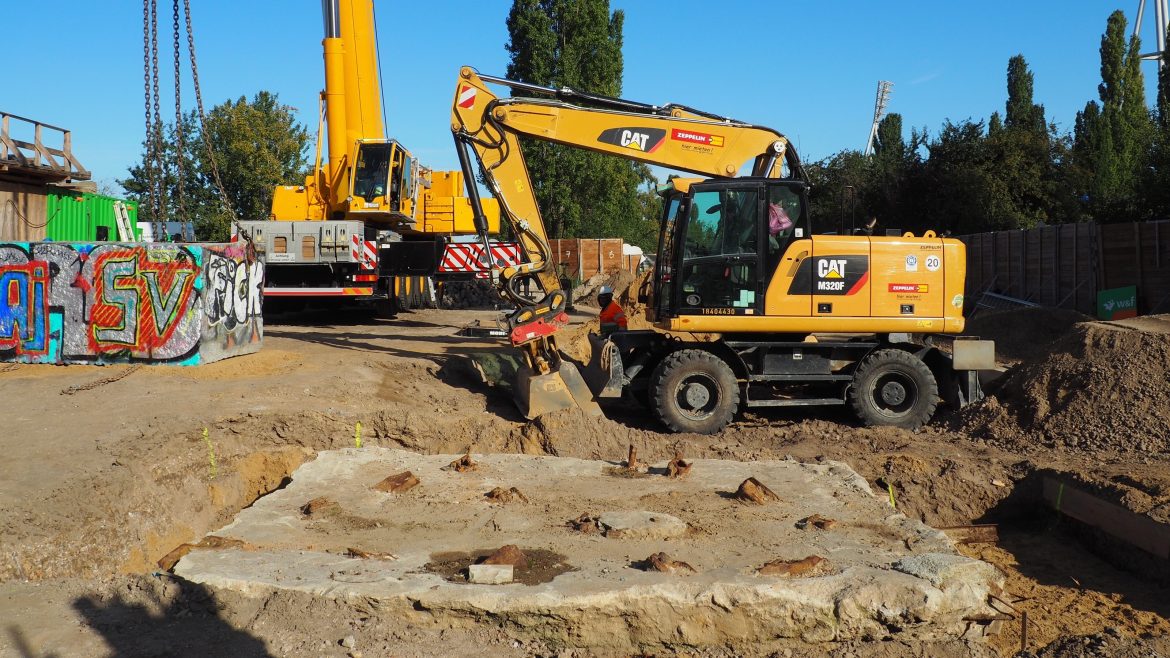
[674,182,764,317]
[763,182,812,317]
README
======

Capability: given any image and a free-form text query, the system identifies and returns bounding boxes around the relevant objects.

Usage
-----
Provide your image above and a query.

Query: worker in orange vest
[597,285,628,335]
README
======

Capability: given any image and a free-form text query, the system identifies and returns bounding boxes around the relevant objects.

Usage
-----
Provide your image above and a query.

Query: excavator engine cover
[515,359,602,419]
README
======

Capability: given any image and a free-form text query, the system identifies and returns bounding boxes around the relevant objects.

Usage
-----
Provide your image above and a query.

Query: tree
[1080,11,1152,220]
[504,0,653,246]
[121,91,310,241]
[990,55,1055,229]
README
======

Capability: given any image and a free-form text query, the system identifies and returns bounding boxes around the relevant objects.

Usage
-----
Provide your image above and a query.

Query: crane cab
[346,139,416,224]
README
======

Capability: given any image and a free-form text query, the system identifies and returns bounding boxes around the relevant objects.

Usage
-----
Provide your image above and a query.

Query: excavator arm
[449,66,803,417]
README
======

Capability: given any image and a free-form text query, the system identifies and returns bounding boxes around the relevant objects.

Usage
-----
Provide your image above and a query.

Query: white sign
[925,255,941,272]
[905,254,918,272]
[267,253,295,263]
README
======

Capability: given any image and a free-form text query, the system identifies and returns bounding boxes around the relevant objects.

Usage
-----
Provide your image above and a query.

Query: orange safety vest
[599,301,628,329]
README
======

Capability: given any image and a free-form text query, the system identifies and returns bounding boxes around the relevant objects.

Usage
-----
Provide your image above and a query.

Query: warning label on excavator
[458,85,477,108]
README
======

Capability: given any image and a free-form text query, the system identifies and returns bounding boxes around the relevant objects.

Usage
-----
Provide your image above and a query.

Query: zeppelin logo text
[670,128,724,147]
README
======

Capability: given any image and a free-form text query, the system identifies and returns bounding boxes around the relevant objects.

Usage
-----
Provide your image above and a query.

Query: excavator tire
[650,349,739,435]
[847,348,938,430]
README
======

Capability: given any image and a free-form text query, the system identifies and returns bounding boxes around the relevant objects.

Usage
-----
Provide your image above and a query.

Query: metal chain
[151,0,169,242]
[172,0,190,242]
[142,0,158,242]
[182,0,252,245]
[60,364,143,396]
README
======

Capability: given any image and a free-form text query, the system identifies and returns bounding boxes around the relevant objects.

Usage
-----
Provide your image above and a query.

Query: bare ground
[1,306,1168,657]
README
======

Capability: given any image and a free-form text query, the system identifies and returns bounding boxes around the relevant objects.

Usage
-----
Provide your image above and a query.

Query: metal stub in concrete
[643,552,696,574]
[484,487,528,504]
[372,471,419,493]
[174,448,1006,652]
[598,511,688,540]
[758,555,832,577]
[735,476,781,504]
[468,564,514,584]
[483,545,528,568]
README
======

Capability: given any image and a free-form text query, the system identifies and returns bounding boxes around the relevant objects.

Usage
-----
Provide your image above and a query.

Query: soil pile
[963,316,1170,456]
[1023,628,1170,658]
[572,269,636,308]
[966,307,1092,363]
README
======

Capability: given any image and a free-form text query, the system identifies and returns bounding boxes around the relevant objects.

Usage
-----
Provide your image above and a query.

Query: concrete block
[0,242,262,365]
[598,511,688,540]
[468,564,513,584]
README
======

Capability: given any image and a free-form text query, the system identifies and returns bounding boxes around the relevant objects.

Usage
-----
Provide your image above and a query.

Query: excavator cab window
[353,142,393,203]
[674,184,762,314]
[654,195,684,318]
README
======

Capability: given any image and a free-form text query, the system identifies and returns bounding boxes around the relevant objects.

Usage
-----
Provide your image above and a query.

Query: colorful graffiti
[0,242,263,365]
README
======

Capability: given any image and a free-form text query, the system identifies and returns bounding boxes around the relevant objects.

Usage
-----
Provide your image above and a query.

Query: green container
[44,188,142,242]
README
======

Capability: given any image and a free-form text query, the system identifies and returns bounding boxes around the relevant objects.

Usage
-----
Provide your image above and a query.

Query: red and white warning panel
[351,234,378,270]
[439,242,522,278]
[458,85,477,109]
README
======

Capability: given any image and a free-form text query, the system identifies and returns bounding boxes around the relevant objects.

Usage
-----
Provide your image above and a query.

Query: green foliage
[121,91,310,241]
[504,0,659,249]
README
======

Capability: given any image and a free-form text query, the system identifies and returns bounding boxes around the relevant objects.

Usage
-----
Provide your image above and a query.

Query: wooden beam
[1042,477,1170,560]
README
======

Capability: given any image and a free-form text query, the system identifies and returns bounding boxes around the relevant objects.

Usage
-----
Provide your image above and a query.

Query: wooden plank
[1042,477,1170,560]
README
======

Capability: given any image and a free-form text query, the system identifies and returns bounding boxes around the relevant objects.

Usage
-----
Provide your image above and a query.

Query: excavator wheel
[650,349,739,435]
[847,349,938,430]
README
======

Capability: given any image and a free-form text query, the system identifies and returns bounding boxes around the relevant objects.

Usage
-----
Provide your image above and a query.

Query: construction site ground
[2,304,1170,658]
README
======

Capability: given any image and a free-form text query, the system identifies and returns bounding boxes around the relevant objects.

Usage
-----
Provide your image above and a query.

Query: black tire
[847,349,938,429]
[650,349,740,434]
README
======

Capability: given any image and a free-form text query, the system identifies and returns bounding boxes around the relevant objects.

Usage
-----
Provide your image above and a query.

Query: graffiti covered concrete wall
[0,242,262,365]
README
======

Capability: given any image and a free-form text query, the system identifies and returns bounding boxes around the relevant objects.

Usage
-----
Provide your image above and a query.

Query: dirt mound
[966,307,1092,363]
[573,269,636,308]
[1024,628,1170,658]
[963,316,1170,456]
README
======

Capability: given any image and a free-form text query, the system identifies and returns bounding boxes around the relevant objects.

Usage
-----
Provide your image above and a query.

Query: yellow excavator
[238,1,499,311]
[450,67,994,433]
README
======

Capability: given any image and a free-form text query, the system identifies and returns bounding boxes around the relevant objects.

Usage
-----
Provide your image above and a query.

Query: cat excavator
[450,67,994,433]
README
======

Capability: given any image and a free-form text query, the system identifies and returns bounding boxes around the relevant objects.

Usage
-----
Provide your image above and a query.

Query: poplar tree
[504,0,657,249]
[1077,10,1152,220]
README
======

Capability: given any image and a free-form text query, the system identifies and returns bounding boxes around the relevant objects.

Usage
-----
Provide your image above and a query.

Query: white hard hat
[599,285,613,295]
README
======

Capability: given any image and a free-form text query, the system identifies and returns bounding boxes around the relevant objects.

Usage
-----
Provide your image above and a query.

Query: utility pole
[864,81,893,157]
[1134,0,1169,68]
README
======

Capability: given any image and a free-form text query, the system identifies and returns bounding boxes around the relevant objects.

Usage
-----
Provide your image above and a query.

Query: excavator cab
[650,178,808,321]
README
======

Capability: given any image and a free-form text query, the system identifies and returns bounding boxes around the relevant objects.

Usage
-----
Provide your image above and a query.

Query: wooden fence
[960,220,1170,316]
[549,238,626,280]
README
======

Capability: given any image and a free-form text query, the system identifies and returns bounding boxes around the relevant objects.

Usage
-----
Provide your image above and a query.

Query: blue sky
[0,1,1158,194]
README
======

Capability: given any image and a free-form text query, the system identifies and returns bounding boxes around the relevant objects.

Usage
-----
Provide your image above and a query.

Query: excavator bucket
[514,359,603,419]
[584,333,626,398]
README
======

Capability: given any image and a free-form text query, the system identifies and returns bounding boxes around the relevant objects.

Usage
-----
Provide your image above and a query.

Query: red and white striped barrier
[439,242,523,278]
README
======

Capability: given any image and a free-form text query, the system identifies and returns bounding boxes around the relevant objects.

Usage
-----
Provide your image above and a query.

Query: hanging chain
[143,0,159,242]
[150,0,168,243]
[182,0,252,245]
[172,0,190,242]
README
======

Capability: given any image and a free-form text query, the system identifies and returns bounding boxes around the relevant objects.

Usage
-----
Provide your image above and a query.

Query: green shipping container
[44,187,142,242]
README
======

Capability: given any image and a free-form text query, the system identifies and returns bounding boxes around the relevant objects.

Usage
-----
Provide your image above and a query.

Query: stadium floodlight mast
[864,80,894,157]
[1134,0,1169,68]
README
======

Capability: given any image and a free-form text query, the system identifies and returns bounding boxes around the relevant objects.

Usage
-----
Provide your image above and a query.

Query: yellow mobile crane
[238,1,498,309]
[451,67,994,433]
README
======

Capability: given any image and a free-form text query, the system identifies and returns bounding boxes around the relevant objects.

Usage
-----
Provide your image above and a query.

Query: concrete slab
[174,448,1003,652]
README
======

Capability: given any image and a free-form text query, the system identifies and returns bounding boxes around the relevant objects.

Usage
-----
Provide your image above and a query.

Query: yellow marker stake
[202,427,217,480]
[887,482,896,510]
[355,421,362,449]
